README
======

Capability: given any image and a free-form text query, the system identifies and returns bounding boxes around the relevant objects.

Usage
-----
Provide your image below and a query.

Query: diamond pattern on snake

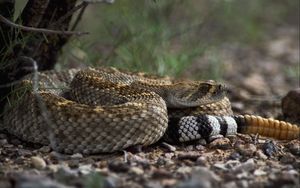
[2,67,299,154]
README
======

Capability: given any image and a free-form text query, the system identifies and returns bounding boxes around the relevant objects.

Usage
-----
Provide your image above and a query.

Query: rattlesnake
[2,67,299,154]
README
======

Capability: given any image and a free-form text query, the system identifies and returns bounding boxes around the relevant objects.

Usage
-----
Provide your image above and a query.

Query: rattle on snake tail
[1,67,299,154]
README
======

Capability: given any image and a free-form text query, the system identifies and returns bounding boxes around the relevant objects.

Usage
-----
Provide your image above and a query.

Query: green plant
[55,0,298,79]
[84,172,105,188]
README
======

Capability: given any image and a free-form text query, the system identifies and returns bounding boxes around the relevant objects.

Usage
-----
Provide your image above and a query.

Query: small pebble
[262,140,278,157]
[175,167,221,188]
[196,138,207,145]
[236,180,249,188]
[233,159,256,173]
[185,145,195,151]
[160,142,176,152]
[78,164,93,175]
[161,179,177,187]
[213,163,228,171]
[156,157,167,166]
[15,157,25,165]
[225,160,241,170]
[108,160,129,173]
[130,166,144,175]
[253,169,267,176]
[49,151,69,160]
[223,181,239,188]
[256,150,268,160]
[196,156,209,167]
[236,143,257,157]
[164,152,175,159]
[68,160,80,168]
[177,152,201,161]
[15,174,68,188]
[176,166,192,174]
[103,176,120,188]
[152,169,173,179]
[70,153,83,159]
[280,153,296,164]
[10,138,22,145]
[31,156,47,170]
[39,146,52,153]
[18,149,32,157]
[0,134,7,139]
[228,152,242,160]
[47,164,59,173]
[209,137,232,150]
[285,140,300,156]
[0,139,8,146]
[195,144,206,151]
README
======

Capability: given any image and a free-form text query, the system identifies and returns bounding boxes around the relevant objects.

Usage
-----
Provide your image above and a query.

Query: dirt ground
[0,27,299,188]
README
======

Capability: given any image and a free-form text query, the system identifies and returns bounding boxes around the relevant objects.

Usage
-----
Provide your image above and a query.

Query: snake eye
[209,84,221,95]
[197,83,211,93]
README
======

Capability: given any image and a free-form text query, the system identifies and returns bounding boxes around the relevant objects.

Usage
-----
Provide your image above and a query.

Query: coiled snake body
[2,67,299,154]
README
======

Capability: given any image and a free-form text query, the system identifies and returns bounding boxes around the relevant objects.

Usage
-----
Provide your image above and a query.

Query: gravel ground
[0,27,299,188]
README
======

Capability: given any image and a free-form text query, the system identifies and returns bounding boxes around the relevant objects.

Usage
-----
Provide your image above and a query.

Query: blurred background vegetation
[15,0,299,80]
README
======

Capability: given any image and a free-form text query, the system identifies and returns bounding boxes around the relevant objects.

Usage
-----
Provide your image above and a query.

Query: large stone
[282,89,300,123]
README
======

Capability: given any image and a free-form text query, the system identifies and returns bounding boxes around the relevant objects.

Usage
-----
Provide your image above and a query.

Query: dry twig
[0,14,89,36]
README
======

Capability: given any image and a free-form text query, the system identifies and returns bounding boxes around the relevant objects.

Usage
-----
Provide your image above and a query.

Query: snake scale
[1,67,299,154]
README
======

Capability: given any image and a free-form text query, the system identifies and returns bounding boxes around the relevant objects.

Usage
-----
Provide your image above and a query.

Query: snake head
[166,80,227,108]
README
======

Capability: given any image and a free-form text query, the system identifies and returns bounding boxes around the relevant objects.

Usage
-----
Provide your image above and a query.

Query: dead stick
[0,14,89,36]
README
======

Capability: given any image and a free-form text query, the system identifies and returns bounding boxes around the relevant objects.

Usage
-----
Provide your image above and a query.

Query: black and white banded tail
[166,115,300,143]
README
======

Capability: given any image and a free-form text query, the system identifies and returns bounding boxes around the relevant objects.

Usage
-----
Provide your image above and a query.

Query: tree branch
[17,0,49,27]
[0,14,89,36]
[52,1,89,27]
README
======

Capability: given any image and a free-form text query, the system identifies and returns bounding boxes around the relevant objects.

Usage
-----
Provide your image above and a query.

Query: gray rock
[0,133,7,139]
[18,149,32,157]
[160,142,176,152]
[176,166,192,174]
[129,166,144,175]
[262,140,278,157]
[17,179,69,188]
[177,152,201,161]
[84,172,120,188]
[196,156,209,167]
[53,166,78,184]
[256,150,268,160]
[280,153,296,164]
[0,139,8,146]
[285,140,300,156]
[233,159,256,173]
[39,146,52,153]
[78,164,93,175]
[175,167,221,188]
[152,169,173,179]
[224,160,241,170]
[103,176,119,188]
[70,153,83,159]
[236,143,257,157]
[108,160,130,173]
[253,169,267,176]
[213,163,228,171]
[222,181,238,188]
[15,174,70,188]
[282,88,300,123]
